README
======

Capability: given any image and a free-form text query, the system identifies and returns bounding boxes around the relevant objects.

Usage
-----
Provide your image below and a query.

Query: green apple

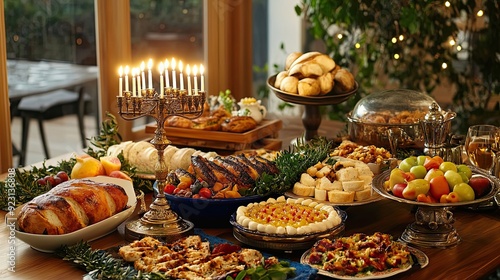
[389,168,407,191]
[444,170,463,190]
[416,155,428,166]
[457,164,473,179]
[410,165,427,179]
[403,179,430,200]
[453,183,475,201]
[439,161,458,173]
[424,168,444,182]
[399,156,418,172]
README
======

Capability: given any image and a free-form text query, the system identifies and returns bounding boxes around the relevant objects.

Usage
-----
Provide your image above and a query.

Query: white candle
[159,62,164,98]
[164,59,170,88]
[171,58,177,89]
[118,66,123,97]
[200,64,205,92]
[140,61,146,89]
[193,65,198,95]
[179,61,184,90]
[137,71,142,97]
[124,66,130,92]
[147,59,153,89]
[132,68,137,97]
[186,65,192,95]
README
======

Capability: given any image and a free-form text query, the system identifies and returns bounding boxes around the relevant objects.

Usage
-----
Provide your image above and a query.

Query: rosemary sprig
[251,137,332,196]
[57,242,166,280]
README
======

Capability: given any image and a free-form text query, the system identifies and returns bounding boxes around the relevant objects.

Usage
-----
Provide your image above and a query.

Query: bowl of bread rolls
[268,51,358,105]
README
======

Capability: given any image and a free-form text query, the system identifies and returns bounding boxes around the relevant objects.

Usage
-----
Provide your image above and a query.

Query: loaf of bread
[17,179,128,235]
[221,116,257,133]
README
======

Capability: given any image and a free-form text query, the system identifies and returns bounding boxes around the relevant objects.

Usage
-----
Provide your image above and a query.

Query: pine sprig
[251,137,332,196]
[57,242,166,280]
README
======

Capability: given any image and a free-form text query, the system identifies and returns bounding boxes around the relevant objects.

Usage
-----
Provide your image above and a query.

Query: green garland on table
[56,242,167,280]
[0,113,153,210]
[251,137,332,196]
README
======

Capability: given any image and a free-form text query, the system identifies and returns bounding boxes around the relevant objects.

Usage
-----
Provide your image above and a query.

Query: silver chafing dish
[347,89,455,154]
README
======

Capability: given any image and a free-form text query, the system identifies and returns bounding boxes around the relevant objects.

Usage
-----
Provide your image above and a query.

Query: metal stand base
[124,195,194,242]
[399,206,460,248]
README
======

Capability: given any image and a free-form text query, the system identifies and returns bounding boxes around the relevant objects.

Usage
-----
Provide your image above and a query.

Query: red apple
[468,176,491,198]
[392,183,407,198]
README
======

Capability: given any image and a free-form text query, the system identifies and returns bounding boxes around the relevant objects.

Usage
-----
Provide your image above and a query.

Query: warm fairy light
[355,43,361,49]
[477,10,484,17]
[445,1,450,8]
[449,39,456,46]
[457,45,462,51]
[337,34,343,40]
[442,62,448,69]
[392,37,397,43]
[394,54,400,60]
[399,35,404,41]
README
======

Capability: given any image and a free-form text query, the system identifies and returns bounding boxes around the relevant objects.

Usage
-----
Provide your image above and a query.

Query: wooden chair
[16,86,88,166]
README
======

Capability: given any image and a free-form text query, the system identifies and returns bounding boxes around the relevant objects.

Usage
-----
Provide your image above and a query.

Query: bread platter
[9,176,136,253]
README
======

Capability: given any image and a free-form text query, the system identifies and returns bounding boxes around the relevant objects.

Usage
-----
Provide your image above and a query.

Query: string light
[394,54,400,60]
[477,10,484,17]
[445,1,450,8]
[392,37,397,43]
[442,62,448,69]
[337,34,343,40]
[456,45,462,51]
[449,39,456,46]
[355,43,361,49]
[398,35,404,41]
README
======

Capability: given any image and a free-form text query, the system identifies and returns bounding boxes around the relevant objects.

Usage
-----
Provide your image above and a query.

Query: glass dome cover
[350,89,437,124]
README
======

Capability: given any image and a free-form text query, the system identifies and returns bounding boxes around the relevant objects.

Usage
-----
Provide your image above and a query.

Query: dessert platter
[230,196,347,251]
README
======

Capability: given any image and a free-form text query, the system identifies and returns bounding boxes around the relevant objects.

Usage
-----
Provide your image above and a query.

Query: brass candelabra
[117,87,206,241]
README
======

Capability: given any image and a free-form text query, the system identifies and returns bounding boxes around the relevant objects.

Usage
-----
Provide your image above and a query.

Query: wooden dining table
[0,118,499,279]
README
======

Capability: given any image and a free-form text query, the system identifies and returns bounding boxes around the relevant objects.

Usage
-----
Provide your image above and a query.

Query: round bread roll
[298,78,321,96]
[285,52,302,70]
[170,148,196,170]
[313,54,336,73]
[289,52,322,70]
[280,76,299,94]
[318,72,334,95]
[289,61,323,78]
[333,68,356,93]
[274,71,288,88]
[163,145,179,171]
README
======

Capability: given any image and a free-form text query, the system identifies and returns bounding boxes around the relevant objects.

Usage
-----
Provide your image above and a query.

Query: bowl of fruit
[372,155,499,247]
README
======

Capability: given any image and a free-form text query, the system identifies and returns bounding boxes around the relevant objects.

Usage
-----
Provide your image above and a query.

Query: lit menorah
[116,60,206,241]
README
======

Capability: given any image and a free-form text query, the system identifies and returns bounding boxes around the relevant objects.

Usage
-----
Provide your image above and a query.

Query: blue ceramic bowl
[165,194,267,228]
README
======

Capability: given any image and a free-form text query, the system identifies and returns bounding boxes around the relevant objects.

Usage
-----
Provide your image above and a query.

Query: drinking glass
[464,125,498,172]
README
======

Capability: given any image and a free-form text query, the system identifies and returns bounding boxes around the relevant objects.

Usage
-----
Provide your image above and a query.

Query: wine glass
[464,125,498,172]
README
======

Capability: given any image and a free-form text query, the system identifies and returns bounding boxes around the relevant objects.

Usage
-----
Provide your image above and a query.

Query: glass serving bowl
[372,166,500,248]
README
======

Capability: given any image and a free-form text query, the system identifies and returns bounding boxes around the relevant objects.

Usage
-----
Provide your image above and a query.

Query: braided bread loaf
[17,179,128,235]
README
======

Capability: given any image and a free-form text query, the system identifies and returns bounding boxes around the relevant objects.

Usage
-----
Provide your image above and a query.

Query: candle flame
[147,59,153,70]
[140,61,145,71]
[124,65,130,75]
[159,61,164,73]
[186,65,191,75]
[119,66,123,77]
[200,64,204,75]
[164,59,169,69]
[193,65,198,76]
[171,58,177,70]
[179,61,183,72]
